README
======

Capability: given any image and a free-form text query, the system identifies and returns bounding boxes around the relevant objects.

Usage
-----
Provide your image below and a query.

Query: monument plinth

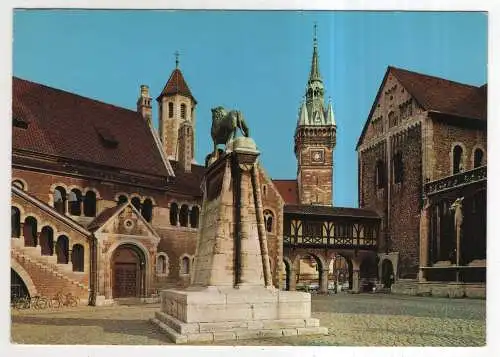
[151,136,327,343]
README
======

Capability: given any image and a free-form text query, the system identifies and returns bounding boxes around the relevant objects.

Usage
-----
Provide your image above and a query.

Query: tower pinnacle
[175,50,180,68]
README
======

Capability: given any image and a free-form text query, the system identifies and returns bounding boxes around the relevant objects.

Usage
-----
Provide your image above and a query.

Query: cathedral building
[357,67,487,297]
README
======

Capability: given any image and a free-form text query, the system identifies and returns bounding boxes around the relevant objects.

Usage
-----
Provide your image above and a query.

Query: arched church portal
[111,244,146,298]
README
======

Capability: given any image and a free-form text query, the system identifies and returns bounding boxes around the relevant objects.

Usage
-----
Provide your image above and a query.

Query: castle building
[11,27,486,302]
[357,67,487,297]
[10,60,284,304]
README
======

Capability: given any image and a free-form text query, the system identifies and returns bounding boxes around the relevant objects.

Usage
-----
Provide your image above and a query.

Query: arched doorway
[381,259,395,289]
[330,254,350,291]
[296,253,324,292]
[112,244,146,298]
[11,269,30,299]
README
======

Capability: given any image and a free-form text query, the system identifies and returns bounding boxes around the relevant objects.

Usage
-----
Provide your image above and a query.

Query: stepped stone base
[150,286,328,343]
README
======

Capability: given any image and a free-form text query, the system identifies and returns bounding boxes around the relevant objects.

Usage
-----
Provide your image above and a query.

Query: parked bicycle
[11,295,48,310]
[53,291,79,307]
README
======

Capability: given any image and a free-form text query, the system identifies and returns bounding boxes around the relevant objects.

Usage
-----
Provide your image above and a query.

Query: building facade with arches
[11,62,284,305]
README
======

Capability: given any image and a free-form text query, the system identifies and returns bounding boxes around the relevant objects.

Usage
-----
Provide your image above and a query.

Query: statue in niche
[206,106,250,166]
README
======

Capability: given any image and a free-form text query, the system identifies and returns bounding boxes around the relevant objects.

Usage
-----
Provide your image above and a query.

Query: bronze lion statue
[206,106,249,166]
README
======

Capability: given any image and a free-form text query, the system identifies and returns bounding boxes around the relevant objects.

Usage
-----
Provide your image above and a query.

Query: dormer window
[13,117,28,129]
[95,126,118,148]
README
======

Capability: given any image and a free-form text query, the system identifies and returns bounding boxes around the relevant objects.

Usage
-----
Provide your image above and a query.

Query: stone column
[453,198,464,266]
[351,269,360,293]
[19,222,24,239]
[288,267,297,291]
[351,257,362,293]
[251,164,272,287]
[80,200,84,216]
[64,200,69,215]
[319,268,329,294]
[418,199,431,281]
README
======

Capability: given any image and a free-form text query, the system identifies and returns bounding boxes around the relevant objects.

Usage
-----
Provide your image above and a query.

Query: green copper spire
[309,22,322,83]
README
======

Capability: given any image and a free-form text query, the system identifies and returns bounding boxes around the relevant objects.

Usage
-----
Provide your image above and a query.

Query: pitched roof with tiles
[284,204,380,219]
[87,205,124,232]
[272,179,299,205]
[157,68,197,103]
[168,161,207,197]
[12,77,173,178]
[357,66,487,148]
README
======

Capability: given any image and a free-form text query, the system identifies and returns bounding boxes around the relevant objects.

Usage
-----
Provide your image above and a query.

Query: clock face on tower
[311,149,324,164]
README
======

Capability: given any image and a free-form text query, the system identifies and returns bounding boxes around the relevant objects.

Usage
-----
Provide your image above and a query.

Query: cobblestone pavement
[10,293,486,346]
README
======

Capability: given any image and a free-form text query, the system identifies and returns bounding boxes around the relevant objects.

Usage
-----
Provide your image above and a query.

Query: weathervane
[175,50,180,68]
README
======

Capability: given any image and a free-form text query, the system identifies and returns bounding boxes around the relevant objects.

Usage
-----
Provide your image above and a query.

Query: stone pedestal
[151,138,327,343]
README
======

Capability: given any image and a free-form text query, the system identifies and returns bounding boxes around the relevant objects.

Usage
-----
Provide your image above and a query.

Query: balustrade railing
[424,166,486,195]
[283,234,377,249]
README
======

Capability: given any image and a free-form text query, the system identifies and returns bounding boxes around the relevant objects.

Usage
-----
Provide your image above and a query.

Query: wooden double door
[112,244,145,298]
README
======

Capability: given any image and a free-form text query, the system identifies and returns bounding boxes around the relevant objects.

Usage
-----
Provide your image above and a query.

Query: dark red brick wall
[430,117,487,180]
[388,125,422,278]
[359,125,423,279]
[359,141,387,249]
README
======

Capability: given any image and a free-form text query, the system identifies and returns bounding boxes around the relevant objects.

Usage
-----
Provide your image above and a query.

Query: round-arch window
[12,180,24,190]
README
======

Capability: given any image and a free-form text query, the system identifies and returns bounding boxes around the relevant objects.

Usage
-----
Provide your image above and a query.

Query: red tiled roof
[284,204,380,219]
[87,205,123,232]
[12,77,171,177]
[390,66,487,121]
[168,161,207,197]
[272,179,298,205]
[157,68,196,103]
[357,66,487,148]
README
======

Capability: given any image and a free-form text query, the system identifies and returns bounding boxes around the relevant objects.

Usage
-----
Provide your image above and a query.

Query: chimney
[137,84,152,126]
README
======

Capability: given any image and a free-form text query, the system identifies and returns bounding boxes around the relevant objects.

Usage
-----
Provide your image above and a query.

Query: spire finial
[313,22,318,47]
[175,50,180,68]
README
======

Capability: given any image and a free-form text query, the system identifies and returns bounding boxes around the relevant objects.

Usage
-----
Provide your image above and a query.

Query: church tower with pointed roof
[157,54,197,170]
[294,24,337,206]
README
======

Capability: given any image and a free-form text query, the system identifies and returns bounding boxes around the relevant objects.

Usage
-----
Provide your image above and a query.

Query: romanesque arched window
[69,189,82,216]
[168,102,174,118]
[55,235,69,264]
[71,244,84,272]
[169,202,179,226]
[54,186,67,214]
[181,256,190,275]
[264,210,274,233]
[142,198,153,223]
[117,195,128,206]
[39,226,54,256]
[12,180,25,190]
[179,204,189,227]
[453,145,464,174]
[156,253,169,275]
[11,207,20,238]
[375,160,385,189]
[131,197,141,213]
[84,191,97,217]
[23,216,38,247]
[474,148,484,168]
[190,206,199,228]
[180,103,186,119]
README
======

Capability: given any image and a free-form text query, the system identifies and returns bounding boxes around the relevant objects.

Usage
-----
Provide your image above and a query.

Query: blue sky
[12,10,487,207]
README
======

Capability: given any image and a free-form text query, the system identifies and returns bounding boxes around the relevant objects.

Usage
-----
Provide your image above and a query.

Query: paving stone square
[10,293,486,346]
